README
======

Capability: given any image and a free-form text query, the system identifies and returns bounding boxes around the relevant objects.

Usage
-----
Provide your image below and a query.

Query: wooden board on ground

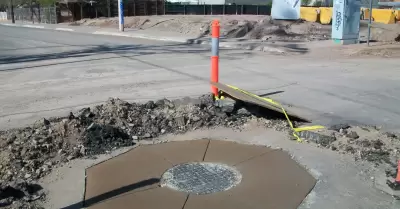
[211,81,309,122]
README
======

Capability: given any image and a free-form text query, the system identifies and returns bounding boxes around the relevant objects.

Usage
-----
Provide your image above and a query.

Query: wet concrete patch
[84,139,316,209]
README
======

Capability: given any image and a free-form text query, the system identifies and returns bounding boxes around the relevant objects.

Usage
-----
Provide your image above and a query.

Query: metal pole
[118,0,124,32]
[80,3,83,20]
[30,0,33,24]
[107,0,111,17]
[367,0,373,46]
[10,0,15,23]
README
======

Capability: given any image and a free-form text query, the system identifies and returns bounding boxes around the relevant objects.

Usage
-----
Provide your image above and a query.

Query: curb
[55,28,74,32]
[0,23,75,32]
[92,31,188,43]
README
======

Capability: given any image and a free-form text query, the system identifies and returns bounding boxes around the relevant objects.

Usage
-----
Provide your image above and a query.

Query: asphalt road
[1,25,400,131]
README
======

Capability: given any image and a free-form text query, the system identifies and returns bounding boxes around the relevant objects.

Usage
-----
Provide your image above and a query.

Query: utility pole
[9,0,15,23]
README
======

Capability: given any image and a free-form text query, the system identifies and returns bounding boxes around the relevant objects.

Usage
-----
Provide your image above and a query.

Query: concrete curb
[0,23,75,32]
[55,28,74,32]
[92,31,188,43]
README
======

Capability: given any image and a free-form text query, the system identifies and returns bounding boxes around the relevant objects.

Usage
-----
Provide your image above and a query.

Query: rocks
[346,131,360,139]
[329,124,351,132]
[297,130,336,147]
[214,98,236,114]
[0,180,44,208]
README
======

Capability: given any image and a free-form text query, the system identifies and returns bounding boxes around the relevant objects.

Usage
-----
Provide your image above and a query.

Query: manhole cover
[160,162,242,195]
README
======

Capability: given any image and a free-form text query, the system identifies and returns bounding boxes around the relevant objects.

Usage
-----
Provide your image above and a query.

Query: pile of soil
[308,124,400,180]
[71,15,332,42]
[0,95,289,208]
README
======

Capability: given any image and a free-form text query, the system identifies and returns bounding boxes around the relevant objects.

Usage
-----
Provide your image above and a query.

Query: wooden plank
[211,81,309,122]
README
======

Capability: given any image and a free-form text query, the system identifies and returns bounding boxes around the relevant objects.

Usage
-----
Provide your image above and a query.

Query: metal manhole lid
[160,162,242,195]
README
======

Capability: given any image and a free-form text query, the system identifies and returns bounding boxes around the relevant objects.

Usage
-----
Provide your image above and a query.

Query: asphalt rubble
[0,95,399,208]
[0,95,289,208]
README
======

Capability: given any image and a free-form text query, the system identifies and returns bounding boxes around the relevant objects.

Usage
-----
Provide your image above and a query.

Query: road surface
[1,25,400,131]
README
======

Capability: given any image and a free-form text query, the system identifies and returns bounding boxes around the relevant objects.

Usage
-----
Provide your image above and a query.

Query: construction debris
[1,94,399,208]
[0,95,293,208]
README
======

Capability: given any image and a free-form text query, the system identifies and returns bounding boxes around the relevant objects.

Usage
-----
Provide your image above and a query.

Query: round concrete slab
[84,139,316,209]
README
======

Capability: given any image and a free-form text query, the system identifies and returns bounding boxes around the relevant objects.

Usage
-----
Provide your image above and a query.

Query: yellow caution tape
[225,84,324,142]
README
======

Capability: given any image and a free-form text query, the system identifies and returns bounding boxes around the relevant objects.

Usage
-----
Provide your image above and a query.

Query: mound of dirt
[71,15,331,42]
[308,125,400,183]
[347,43,400,58]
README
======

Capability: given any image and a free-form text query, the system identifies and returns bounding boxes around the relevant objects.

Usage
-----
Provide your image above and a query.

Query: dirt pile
[306,124,400,181]
[71,15,331,42]
[0,95,291,208]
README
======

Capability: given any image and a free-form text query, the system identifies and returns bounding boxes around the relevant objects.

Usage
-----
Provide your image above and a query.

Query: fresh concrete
[1,25,400,131]
[84,139,316,209]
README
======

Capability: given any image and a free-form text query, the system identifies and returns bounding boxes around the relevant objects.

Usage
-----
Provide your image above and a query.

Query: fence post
[184,5,186,15]
[257,5,259,15]
[204,3,206,15]
[133,1,136,16]
[10,0,15,23]
[80,3,83,20]
[223,4,225,15]
[107,0,111,17]
[211,20,220,98]
[241,5,243,15]
[367,0,373,46]
[38,5,41,23]
[210,4,212,15]
[235,4,237,15]
[156,0,158,15]
[30,1,34,24]
[164,1,166,15]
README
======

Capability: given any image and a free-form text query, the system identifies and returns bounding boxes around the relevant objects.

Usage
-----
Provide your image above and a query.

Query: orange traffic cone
[396,160,400,183]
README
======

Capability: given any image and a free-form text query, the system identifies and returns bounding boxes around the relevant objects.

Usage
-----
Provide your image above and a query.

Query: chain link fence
[7,7,57,24]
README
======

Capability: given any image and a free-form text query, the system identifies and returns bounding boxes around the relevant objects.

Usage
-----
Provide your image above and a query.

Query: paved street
[1,25,400,131]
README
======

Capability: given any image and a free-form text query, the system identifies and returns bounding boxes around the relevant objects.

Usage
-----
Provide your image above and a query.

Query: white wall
[0,12,7,21]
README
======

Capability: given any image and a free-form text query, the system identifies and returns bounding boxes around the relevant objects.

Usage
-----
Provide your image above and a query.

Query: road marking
[22,25,45,29]
[55,28,74,32]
